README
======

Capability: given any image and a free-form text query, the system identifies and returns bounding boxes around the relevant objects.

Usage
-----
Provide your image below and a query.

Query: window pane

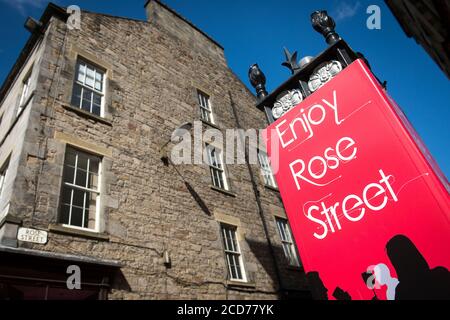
[198,92,213,123]
[81,89,92,112]
[234,256,243,280]
[77,154,88,171]
[91,105,100,117]
[210,149,217,167]
[227,229,235,251]
[84,193,92,229]
[211,168,219,188]
[70,206,84,228]
[230,230,238,252]
[285,225,293,242]
[92,93,102,116]
[75,169,87,188]
[77,63,86,83]
[200,94,205,107]
[83,209,90,229]
[72,188,85,208]
[63,165,75,184]
[276,218,300,266]
[211,148,221,168]
[61,187,72,205]
[259,151,277,188]
[222,228,228,249]
[21,82,29,105]
[217,171,224,189]
[229,254,237,272]
[211,169,218,187]
[94,72,103,91]
[60,204,71,225]
[71,84,82,108]
[93,92,101,108]
[222,227,229,250]
[208,148,215,165]
[282,243,291,259]
[226,254,237,279]
[277,220,287,241]
[85,67,95,88]
[202,95,210,110]
[89,158,99,174]
[215,152,223,169]
[208,147,227,190]
[201,108,209,122]
[65,151,77,167]
[223,226,231,251]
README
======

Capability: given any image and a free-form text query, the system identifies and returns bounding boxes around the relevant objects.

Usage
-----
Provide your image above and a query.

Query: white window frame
[0,158,10,201]
[221,224,247,282]
[17,70,32,116]
[258,150,277,189]
[198,91,214,124]
[276,218,301,267]
[206,144,229,190]
[71,58,106,117]
[59,147,102,232]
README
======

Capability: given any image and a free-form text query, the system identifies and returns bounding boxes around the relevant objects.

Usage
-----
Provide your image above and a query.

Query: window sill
[62,104,113,126]
[264,185,279,192]
[201,119,220,130]
[48,224,110,241]
[226,280,256,289]
[210,186,236,197]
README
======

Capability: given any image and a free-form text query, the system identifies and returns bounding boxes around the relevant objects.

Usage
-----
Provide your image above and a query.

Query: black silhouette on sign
[306,272,353,300]
[332,287,352,300]
[306,235,450,300]
[306,272,329,300]
[361,271,379,300]
[386,235,450,300]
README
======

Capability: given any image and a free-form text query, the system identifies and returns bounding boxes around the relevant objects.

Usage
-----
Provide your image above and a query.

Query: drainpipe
[228,91,284,299]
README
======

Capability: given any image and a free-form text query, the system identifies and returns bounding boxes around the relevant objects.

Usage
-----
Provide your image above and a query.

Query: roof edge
[144,0,224,51]
[0,2,69,104]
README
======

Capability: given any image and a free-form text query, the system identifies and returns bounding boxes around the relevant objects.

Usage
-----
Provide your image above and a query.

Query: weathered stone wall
[8,0,309,299]
[0,28,51,246]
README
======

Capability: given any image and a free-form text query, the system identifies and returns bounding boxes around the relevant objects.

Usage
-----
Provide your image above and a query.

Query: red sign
[263,59,450,300]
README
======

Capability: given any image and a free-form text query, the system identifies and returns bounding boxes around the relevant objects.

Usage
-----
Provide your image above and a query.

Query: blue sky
[0,0,448,179]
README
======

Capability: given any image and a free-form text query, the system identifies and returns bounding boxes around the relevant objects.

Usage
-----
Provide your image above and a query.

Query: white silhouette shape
[373,263,399,300]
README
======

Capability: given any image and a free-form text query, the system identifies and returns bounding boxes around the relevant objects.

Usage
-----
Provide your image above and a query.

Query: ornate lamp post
[249,10,360,124]
[311,10,340,45]
[248,64,268,101]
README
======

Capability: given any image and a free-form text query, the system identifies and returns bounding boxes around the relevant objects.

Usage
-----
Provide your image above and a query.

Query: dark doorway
[0,281,99,300]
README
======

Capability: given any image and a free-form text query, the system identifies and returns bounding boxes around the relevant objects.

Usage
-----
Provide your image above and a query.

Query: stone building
[0,1,312,300]
[385,0,450,79]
